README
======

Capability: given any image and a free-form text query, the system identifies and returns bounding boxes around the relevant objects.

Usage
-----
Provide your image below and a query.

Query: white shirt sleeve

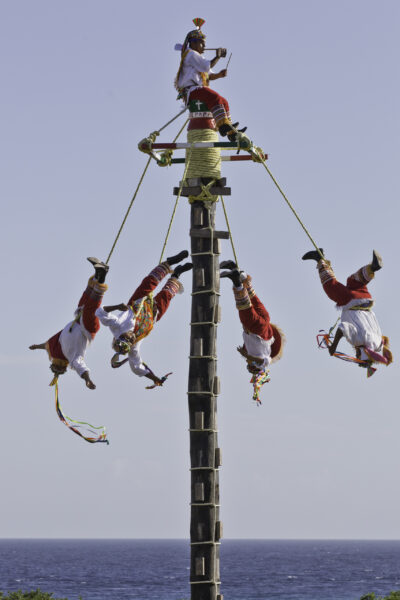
[128,342,151,377]
[95,306,119,327]
[187,50,211,73]
[69,354,89,377]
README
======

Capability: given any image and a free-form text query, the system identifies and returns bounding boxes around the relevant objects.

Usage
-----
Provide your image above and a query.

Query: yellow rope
[106,118,189,265]
[159,147,192,263]
[186,129,221,179]
[172,118,190,146]
[256,151,323,259]
[220,196,239,268]
[106,157,152,264]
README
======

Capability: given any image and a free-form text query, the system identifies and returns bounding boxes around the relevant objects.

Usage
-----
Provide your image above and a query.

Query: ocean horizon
[1,538,400,600]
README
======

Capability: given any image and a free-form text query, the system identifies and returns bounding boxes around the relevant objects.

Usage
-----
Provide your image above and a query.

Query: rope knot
[250,146,265,163]
[157,149,173,167]
[137,131,160,155]
[235,131,252,153]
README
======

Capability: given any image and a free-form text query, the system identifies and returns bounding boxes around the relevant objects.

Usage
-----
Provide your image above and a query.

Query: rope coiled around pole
[186,129,221,179]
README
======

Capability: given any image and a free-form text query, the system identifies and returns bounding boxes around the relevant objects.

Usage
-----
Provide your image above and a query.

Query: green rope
[256,151,323,259]
[220,196,239,268]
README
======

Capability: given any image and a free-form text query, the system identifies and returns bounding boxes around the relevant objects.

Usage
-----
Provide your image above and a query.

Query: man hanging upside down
[174,20,247,142]
[96,250,193,387]
[302,248,392,371]
[29,258,109,388]
[220,261,284,402]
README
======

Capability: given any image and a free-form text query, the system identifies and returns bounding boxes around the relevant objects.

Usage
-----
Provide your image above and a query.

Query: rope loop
[250,145,265,163]
[138,130,160,155]
[157,149,174,167]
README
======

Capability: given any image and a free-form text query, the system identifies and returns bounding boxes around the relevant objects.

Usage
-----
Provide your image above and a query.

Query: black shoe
[87,256,102,266]
[227,127,247,143]
[94,264,109,284]
[220,260,238,270]
[220,269,241,287]
[371,250,383,272]
[167,250,189,266]
[173,262,193,278]
[218,123,231,137]
[302,248,324,262]
[87,256,109,282]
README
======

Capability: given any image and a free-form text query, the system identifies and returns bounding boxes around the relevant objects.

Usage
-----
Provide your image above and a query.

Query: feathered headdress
[174,18,206,52]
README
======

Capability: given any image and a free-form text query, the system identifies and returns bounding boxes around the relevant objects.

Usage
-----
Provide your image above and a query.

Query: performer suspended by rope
[96,250,193,387]
[29,258,109,388]
[174,18,247,142]
[220,261,284,404]
[302,249,392,375]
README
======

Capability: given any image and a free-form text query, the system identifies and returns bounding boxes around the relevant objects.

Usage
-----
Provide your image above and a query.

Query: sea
[1,539,400,600]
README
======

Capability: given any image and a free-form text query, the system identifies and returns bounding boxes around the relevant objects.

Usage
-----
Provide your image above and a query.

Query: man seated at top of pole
[174,18,247,141]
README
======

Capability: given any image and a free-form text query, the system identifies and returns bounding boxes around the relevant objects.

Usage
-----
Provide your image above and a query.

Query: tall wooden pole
[174,172,230,600]
[189,197,222,600]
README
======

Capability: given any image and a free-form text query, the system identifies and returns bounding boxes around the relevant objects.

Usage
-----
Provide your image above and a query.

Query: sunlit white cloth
[339,299,383,359]
[178,49,211,90]
[243,331,274,370]
[59,321,90,376]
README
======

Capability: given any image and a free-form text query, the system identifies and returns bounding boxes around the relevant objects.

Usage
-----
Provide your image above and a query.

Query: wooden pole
[172,130,230,596]
[188,198,223,600]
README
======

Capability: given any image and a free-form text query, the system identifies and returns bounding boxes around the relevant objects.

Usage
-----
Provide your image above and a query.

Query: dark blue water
[1,539,400,600]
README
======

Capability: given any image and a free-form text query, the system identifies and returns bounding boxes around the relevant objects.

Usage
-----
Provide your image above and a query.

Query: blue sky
[1,0,399,539]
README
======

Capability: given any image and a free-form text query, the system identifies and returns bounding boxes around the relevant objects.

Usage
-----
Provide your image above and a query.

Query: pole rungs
[190,229,230,239]
[173,186,231,197]
[184,177,227,187]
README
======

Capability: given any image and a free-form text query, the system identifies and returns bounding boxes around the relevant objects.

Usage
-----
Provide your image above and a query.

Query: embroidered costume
[29,258,108,388]
[96,251,192,385]
[96,263,182,377]
[303,249,392,372]
[220,262,284,403]
[174,19,247,141]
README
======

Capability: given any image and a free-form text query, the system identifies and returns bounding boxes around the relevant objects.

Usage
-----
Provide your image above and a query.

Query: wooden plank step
[190,229,230,239]
[173,186,231,197]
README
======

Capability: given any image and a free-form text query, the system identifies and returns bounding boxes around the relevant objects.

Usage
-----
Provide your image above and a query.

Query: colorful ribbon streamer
[316,332,377,377]
[52,379,109,444]
[250,371,270,405]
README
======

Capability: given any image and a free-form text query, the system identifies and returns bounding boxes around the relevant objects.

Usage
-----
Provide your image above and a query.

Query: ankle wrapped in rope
[352,264,375,285]
[87,277,108,300]
[164,276,184,296]
[318,259,335,286]
[242,274,255,298]
[150,263,172,283]
[233,286,252,311]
